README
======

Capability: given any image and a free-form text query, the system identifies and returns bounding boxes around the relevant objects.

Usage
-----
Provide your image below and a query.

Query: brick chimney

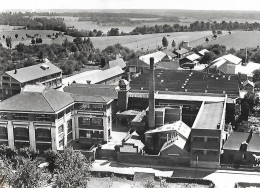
[148,57,155,129]
[118,79,130,112]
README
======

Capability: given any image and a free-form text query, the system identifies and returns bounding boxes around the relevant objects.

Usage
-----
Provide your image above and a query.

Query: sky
[1,0,260,11]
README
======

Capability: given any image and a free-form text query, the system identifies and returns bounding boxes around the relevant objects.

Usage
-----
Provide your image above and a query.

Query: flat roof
[192,102,224,129]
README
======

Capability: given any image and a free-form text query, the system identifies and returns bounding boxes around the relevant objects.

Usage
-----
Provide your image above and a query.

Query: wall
[117,152,190,167]
[222,150,258,164]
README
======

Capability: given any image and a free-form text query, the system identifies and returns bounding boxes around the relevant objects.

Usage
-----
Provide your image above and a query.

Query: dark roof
[103,58,126,70]
[0,85,73,113]
[126,59,149,67]
[63,83,118,99]
[5,59,61,83]
[223,132,260,153]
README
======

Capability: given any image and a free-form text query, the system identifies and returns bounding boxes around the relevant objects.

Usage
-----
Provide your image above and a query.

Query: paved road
[91,160,260,188]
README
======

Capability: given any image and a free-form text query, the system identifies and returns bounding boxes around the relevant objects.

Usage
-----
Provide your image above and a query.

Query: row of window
[79,130,103,139]
[75,103,104,111]
[192,136,219,142]
[78,117,103,127]
[192,149,218,156]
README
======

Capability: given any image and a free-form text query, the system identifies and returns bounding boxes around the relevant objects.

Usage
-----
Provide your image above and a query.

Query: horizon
[2,0,260,12]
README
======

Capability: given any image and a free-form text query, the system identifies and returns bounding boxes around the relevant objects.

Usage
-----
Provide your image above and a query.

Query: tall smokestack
[148,57,155,129]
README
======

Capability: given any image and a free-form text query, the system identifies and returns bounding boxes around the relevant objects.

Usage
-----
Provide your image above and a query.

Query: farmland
[90,31,212,50]
[0,29,74,48]
[201,31,260,50]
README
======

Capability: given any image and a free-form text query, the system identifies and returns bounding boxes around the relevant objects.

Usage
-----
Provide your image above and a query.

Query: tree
[1,156,49,188]
[253,69,260,82]
[5,37,12,49]
[171,39,176,48]
[241,101,250,121]
[38,38,42,43]
[15,43,25,52]
[107,28,120,36]
[199,52,216,64]
[96,30,103,37]
[54,147,91,188]
[162,37,168,48]
[212,29,217,35]
[205,37,209,43]
[15,34,18,38]
[71,44,79,52]
[31,39,35,44]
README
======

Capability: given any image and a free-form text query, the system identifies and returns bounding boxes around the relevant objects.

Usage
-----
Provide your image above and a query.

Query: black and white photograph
[1,0,260,187]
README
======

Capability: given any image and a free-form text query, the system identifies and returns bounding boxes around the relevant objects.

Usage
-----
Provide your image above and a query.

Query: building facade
[0,59,62,100]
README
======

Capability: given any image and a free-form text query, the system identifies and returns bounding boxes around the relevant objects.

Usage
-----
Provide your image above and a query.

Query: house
[173,48,189,58]
[1,59,62,100]
[208,54,242,74]
[236,62,260,78]
[103,58,126,70]
[222,131,260,165]
[190,101,227,168]
[145,120,191,154]
[242,80,254,92]
[139,51,171,65]
[0,84,114,151]
[179,53,201,68]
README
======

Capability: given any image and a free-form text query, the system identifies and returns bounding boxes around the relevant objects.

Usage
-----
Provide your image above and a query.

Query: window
[78,117,91,127]
[35,128,51,142]
[12,113,29,120]
[192,149,204,155]
[58,111,64,119]
[206,150,218,156]
[36,143,51,151]
[207,137,218,142]
[0,113,8,120]
[108,116,111,124]
[92,104,103,111]
[193,136,204,142]
[78,103,91,110]
[59,139,64,147]
[2,76,9,81]
[0,127,8,140]
[92,131,103,139]
[58,125,64,134]
[79,130,92,139]
[92,118,102,126]
[14,127,29,141]
[67,119,73,133]
[14,142,30,149]
[67,132,73,143]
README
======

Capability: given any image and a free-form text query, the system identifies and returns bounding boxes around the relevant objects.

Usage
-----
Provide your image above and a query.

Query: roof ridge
[42,91,56,113]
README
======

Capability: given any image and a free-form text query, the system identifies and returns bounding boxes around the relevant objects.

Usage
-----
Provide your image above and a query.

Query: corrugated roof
[139,51,168,65]
[192,102,224,130]
[5,59,61,83]
[0,85,73,113]
[145,120,191,139]
[63,83,118,99]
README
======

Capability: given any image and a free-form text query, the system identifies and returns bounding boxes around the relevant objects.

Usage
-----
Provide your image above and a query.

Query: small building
[1,59,62,100]
[159,135,189,157]
[222,131,260,165]
[173,48,189,58]
[103,58,126,70]
[118,131,144,153]
[179,53,201,68]
[242,80,254,92]
[208,54,242,74]
[145,120,191,154]
[139,51,171,65]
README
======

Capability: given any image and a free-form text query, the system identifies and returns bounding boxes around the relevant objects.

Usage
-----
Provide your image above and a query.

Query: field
[202,31,260,50]
[0,29,74,48]
[90,31,212,50]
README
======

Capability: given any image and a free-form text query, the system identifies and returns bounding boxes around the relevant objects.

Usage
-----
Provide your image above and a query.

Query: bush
[43,149,58,173]
[0,145,18,159]
[19,147,39,160]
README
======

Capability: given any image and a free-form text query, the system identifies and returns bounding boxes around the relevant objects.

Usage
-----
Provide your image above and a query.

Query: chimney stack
[14,69,17,74]
[148,57,155,129]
